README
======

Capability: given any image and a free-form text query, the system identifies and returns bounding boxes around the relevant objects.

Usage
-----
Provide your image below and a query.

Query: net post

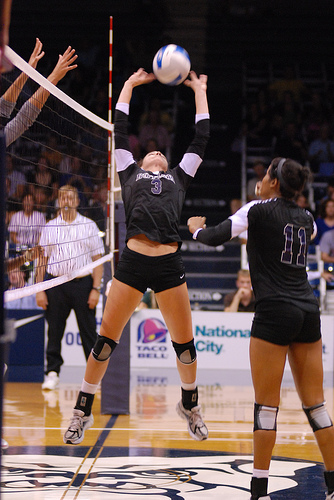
[101,15,130,416]
[107,16,113,257]
[0,131,7,470]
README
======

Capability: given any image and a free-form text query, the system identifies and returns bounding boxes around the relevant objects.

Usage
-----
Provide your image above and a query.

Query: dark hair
[319,198,334,219]
[269,157,311,199]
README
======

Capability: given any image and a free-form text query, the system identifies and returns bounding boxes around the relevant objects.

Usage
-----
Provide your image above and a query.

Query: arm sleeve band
[196,219,232,246]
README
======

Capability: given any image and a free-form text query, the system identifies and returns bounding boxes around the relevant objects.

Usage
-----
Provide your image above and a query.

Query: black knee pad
[254,402,279,431]
[303,401,333,432]
[172,339,196,365]
[92,335,118,362]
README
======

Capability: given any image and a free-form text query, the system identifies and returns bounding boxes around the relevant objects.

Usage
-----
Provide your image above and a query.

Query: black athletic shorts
[114,245,186,294]
[251,300,321,346]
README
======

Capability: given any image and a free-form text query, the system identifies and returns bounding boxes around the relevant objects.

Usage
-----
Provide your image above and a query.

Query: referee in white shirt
[36,185,105,390]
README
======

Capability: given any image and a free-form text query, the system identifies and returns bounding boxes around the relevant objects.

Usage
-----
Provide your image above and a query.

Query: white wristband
[193,228,203,240]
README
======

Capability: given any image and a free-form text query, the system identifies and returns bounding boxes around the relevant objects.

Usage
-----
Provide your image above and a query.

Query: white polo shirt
[39,212,105,276]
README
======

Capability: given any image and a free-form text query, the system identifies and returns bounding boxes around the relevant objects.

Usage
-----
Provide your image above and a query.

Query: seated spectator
[28,154,55,189]
[244,99,270,147]
[8,192,46,248]
[320,228,334,265]
[308,122,334,173]
[313,198,334,245]
[139,97,174,134]
[302,90,332,143]
[5,177,19,224]
[273,90,302,128]
[295,192,313,212]
[60,157,93,209]
[85,183,108,233]
[6,154,26,202]
[247,160,266,201]
[274,121,308,164]
[41,134,63,171]
[268,64,309,103]
[224,269,256,312]
[138,108,171,155]
[5,268,40,309]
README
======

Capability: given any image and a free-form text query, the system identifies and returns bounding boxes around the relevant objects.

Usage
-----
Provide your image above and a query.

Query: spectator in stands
[138,108,171,156]
[268,64,309,103]
[313,199,334,245]
[5,245,42,273]
[302,90,332,144]
[28,154,55,190]
[85,182,108,233]
[35,185,105,391]
[273,90,302,128]
[5,268,40,309]
[224,269,256,312]
[274,120,308,164]
[320,229,334,265]
[41,134,63,171]
[5,177,19,224]
[6,154,25,202]
[139,97,174,134]
[244,99,270,147]
[295,192,312,212]
[33,185,49,219]
[247,160,266,201]
[8,192,46,247]
[60,156,93,209]
[1,43,77,147]
[308,122,334,173]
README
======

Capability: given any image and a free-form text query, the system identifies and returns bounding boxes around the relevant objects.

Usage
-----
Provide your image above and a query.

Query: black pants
[44,275,98,374]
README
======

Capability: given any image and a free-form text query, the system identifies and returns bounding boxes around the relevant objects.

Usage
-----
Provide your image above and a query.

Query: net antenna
[3,33,121,304]
[108,15,120,276]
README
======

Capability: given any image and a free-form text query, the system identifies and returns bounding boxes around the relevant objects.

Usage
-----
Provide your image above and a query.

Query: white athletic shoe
[176,400,208,441]
[42,371,59,390]
[1,438,8,450]
[63,409,94,445]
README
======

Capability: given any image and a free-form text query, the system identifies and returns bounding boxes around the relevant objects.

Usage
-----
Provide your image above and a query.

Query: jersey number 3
[281,224,306,266]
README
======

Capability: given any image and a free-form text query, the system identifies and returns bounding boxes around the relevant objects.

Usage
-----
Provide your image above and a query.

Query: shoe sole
[176,402,208,441]
[64,414,94,445]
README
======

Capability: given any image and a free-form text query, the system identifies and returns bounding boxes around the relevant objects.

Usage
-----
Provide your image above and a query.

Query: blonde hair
[237,269,250,279]
[58,185,79,198]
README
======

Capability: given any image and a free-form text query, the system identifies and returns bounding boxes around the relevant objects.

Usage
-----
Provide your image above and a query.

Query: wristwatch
[92,286,101,292]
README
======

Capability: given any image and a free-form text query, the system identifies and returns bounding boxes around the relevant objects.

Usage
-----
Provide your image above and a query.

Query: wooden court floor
[1,368,333,499]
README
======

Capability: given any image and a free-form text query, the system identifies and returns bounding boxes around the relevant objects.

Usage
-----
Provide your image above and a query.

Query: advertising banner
[130,310,334,372]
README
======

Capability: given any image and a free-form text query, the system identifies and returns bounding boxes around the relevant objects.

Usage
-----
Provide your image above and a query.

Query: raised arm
[29,45,78,111]
[1,38,44,105]
[183,71,208,115]
[117,68,156,105]
[4,46,78,146]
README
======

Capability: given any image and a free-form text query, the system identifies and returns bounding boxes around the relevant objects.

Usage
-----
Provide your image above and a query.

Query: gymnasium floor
[1,367,333,499]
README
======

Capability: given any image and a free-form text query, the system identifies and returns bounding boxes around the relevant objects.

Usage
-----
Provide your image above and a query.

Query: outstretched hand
[28,38,45,69]
[187,216,206,234]
[48,46,78,85]
[183,71,207,92]
[127,68,156,88]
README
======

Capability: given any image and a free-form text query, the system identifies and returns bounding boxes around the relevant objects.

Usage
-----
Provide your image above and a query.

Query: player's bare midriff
[128,234,178,256]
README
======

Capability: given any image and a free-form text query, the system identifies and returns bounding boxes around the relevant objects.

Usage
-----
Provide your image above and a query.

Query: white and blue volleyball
[153,44,191,85]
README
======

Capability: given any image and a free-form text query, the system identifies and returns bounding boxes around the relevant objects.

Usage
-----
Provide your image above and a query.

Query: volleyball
[152,44,191,86]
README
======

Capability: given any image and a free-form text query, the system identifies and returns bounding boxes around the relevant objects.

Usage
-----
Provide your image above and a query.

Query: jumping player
[188,157,334,500]
[64,68,210,444]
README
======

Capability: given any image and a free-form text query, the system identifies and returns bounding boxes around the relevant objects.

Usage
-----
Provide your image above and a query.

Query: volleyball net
[2,43,120,304]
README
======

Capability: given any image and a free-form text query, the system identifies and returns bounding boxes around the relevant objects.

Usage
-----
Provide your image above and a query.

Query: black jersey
[196,198,318,311]
[114,104,210,246]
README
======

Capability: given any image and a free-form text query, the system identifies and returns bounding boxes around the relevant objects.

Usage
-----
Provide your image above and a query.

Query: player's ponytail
[270,157,311,199]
